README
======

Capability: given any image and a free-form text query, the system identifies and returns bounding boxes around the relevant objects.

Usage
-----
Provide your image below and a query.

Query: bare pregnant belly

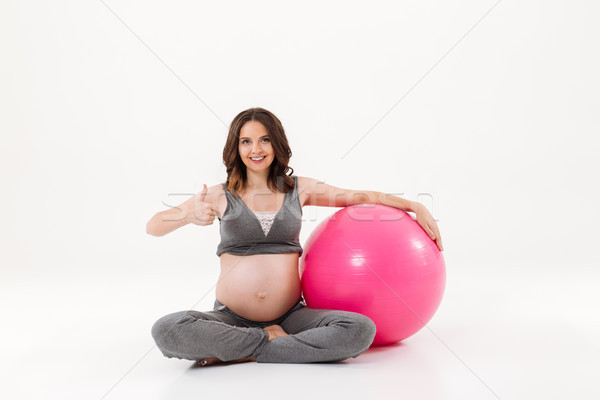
[216,252,302,321]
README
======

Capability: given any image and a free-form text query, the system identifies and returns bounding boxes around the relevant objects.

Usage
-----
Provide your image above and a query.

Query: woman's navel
[256,291,268,300]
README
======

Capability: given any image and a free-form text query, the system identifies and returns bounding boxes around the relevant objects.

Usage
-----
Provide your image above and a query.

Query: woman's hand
[184,184,217,226]
[413,202,444,252]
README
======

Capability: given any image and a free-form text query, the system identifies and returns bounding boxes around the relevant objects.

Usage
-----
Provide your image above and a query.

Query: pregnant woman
[147,107,443,366]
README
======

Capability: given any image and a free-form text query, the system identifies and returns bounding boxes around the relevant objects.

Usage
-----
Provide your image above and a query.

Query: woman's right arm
[146,205,190,237]
[146,184,215,237]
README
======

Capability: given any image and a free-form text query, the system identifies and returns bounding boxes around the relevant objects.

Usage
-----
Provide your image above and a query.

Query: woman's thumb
[199,184,208,202]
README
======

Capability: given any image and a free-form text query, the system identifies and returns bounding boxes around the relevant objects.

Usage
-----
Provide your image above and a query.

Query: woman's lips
[250,156,266,163]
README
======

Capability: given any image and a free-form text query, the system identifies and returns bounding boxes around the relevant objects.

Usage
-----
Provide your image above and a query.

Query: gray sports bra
[216,175,303,257]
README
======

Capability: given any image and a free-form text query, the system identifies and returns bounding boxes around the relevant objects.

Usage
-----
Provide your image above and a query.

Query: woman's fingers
[201,202,215,221]
[427,222,444,252]
[433,228,443,251]
[415,203,444,252]
[435,230,444,251]
[426,222,436,239]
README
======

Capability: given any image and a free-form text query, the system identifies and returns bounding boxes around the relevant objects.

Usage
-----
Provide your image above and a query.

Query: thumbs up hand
[186,184,217,226]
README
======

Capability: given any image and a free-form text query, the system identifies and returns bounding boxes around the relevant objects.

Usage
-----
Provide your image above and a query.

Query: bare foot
[263,324,289,342]
[197,325,288,366]
[198,356,257,367]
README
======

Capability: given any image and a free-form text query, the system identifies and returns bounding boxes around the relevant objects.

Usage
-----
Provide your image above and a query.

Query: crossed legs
[151,300,376,365]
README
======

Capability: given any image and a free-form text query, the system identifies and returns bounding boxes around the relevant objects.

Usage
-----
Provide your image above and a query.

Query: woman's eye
[241,138,269,144]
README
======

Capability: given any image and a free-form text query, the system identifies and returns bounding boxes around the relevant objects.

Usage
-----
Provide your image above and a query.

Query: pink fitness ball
[300,204,446,345]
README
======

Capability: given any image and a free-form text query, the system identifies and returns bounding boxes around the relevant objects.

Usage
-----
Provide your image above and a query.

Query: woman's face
[238,121,275,171]
[238,120,275,173]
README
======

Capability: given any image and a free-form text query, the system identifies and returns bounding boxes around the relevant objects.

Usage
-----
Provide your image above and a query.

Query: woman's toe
[198,357,220,366]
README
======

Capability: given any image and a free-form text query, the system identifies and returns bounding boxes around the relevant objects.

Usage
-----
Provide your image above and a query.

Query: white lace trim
[253,210,277,236]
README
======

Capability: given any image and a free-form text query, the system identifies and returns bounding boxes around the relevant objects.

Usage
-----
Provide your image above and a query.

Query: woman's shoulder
[205,183,227,204]
[295,175,320,189]
[294,175,322,207]
[210,182,227,191]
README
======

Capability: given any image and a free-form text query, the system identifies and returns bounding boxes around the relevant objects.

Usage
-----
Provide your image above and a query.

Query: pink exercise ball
[299,204,446,345]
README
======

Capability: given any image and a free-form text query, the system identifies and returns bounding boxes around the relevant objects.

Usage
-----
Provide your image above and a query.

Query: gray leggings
[151,297,377,363]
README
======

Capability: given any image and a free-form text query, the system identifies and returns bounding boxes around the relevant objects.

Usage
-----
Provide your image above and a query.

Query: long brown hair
[222,107,295,196]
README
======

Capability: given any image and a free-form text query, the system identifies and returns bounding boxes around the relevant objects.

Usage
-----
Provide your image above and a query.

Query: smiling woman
[147,107,443,367]
[221,109,295,197]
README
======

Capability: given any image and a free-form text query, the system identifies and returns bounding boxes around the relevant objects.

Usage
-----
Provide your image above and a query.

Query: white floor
[2,261,599,400]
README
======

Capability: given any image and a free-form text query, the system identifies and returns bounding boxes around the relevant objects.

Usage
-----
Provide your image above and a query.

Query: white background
[1,1,599,399]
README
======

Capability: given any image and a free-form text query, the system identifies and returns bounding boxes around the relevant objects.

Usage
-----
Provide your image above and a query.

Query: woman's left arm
[355,191,443,252]
[300,176,443,252]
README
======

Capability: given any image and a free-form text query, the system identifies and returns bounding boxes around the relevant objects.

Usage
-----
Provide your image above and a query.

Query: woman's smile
[250,156,266,163]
